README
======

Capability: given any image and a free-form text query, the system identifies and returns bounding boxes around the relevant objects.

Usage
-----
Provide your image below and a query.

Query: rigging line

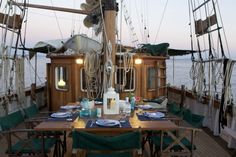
[25,56,43,83]
[188,0,194,60]
[145,0,149,39]
[99,0,110,59]
[211,0,225,58]
[70,0,76,36]
[50,0,63,40]
[28,10,84,22]
[134,0,144,43]
[154,0,169,43]
[215,0,230,58]
[118,0,123,91]
[204,0,213,58]
[21,0,29,57]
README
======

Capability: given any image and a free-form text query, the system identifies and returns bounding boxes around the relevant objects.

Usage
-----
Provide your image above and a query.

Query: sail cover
[29,34,102,59]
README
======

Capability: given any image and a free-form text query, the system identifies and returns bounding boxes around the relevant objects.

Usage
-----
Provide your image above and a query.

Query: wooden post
[31,83,36,103]
[104,0,117,86]
[180,85,185,107]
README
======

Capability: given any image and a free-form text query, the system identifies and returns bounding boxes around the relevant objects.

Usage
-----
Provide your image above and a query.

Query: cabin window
[147,67,158,90]
[115,67,135,92]
[55,66,68,91]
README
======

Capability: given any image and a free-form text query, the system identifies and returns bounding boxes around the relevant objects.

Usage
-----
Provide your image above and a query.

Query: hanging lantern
[103,87,119,115]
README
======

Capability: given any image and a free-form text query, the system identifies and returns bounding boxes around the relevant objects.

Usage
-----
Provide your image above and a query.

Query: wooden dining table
[34,106,178,132]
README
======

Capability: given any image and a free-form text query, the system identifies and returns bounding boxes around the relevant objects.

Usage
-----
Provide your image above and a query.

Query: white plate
[94,101,103,104]
[144,112,165,118]
[138,104,154,109]
[50,112,71,118]
[60,105,79,110]
[95,119,120,127]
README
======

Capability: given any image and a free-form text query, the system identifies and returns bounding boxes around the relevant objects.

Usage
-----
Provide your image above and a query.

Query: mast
[103,0,117,86]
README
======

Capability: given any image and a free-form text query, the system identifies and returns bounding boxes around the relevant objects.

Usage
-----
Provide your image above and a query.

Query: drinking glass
[119,101,126,123]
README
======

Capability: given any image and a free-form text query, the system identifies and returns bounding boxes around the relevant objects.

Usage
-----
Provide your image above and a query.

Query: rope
[50,0,64,40]
[215,0,230,58]
[223,60,234,108]
[84,51,101,99]
[154,0,169,43]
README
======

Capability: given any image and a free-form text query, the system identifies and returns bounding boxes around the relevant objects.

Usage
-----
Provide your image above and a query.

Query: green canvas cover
[7,138,56,154]
[72,131,141,151]
[73,131,141,157]
[0,110,25,131]
[140,43,169,56]
[183,109,204,128]
[24,104,39,118]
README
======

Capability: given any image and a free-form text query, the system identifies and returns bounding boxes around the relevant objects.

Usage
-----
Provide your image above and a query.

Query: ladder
[190,0,225,58]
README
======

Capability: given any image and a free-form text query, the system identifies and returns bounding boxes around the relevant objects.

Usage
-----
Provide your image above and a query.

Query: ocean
[1,56,235,101]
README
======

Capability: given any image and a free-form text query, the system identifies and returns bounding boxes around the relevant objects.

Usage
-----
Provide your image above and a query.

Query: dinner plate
[138,104,154,110]
[60,105,80,110]
[94,101,103,105]
[95,119,120,127]
[50,112,71,118]
[144,112,165,118]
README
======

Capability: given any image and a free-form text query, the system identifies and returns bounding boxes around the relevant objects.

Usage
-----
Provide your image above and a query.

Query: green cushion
[0,110,25,131]
[72,131,141,151]
[87,152,132,157]
[7,138,56,154]
[183,109,192,122]
[151,135,195,151]
[24,104,39,118]
[183,109,204,128]
[168,103,182,116]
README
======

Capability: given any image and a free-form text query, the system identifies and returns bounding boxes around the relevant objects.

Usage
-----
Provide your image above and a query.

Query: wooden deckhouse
[47,53,167,111]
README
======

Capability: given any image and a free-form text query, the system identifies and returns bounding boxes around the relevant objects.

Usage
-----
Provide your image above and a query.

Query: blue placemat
[47,112,79,121]
[86,119,131,128]
[136,113,167,121]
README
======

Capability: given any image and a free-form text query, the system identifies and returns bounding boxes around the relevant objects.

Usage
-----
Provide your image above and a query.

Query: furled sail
[29,34,102,58]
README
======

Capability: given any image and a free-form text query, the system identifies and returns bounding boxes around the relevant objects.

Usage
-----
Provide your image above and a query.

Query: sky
[1,0,236,59]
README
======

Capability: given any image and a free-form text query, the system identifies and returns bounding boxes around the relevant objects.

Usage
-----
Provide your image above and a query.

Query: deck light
[135,58,142,64]
[76,58,83,64]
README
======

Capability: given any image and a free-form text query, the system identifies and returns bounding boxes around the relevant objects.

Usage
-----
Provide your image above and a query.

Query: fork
[90,120,94,127]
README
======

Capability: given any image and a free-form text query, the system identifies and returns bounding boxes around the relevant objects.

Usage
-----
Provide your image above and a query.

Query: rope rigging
[0,0,28,113]
[188,0,235,133]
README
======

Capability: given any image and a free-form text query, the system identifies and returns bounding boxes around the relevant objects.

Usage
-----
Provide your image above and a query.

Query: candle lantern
[103,87,119,114]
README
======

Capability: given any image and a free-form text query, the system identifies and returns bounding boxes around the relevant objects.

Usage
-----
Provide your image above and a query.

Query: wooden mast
[103,0,117,86]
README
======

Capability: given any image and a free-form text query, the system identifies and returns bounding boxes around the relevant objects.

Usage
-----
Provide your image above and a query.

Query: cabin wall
[47,55,167,110]
[116,56,167,99]
[48,58,76,110]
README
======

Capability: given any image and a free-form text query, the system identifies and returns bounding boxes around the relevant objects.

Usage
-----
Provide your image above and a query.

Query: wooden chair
[23,104,66,154]
[0,110,59,157]
[150,127,201,157]
[183,109,204,128]
[72,130,142,157]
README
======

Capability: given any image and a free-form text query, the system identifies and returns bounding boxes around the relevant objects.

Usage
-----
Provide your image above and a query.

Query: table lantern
[103,87,119,114]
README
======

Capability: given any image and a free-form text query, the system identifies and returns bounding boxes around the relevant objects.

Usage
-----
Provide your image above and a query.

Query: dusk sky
[1,0,236,58]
